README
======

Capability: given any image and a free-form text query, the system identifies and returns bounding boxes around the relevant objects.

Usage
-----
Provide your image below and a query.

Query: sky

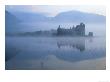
[6,5,106,17]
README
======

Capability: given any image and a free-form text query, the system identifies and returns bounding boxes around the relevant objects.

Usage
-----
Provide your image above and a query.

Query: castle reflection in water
[57,38,85,52]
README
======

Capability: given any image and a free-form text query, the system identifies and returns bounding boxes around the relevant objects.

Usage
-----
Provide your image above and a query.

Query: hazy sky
[6,5,106,17]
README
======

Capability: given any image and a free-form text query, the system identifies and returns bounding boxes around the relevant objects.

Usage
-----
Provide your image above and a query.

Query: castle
[57,23,85,36]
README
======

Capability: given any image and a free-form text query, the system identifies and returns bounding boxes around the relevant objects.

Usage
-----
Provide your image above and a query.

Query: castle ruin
[57,23,85,36]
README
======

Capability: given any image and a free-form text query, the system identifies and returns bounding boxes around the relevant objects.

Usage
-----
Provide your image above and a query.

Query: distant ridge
[10,10,106,23]
[53,10,106,23]
[5,11,20,24]
[5,10,106,34]
[5,11,20,33]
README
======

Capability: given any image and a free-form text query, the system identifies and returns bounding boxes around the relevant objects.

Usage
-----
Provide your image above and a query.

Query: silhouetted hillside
[53,10,106,23]
[5,11,21,33]
[5,10,106,34]
[11,10,106,23]
[12,12,50,22]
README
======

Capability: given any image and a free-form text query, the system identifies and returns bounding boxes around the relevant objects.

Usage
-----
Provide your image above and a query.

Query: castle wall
[57,23,85,36]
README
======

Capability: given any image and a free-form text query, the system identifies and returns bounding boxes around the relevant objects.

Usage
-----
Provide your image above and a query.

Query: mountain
[10,10,106,23]
[5,11,21,33]
[5,10,106,34]
[52,10,106,23]
[5,11,20,24]
[11,12,50,22]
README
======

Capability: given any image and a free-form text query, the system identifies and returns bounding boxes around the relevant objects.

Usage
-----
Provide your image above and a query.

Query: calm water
[5,36,106,70]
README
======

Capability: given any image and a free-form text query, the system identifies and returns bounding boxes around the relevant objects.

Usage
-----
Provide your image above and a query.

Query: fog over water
[5,36,106,69]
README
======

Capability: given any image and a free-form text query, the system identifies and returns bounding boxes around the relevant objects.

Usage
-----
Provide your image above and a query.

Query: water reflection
[5,37,106,70]
[40,61,45,70]
[5,46,20,61]
[88,37,93,43]
[54,37,104,62]
[57,38,85,52]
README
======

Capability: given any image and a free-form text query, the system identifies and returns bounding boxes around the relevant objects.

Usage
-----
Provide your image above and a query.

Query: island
[6,22,93,37]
